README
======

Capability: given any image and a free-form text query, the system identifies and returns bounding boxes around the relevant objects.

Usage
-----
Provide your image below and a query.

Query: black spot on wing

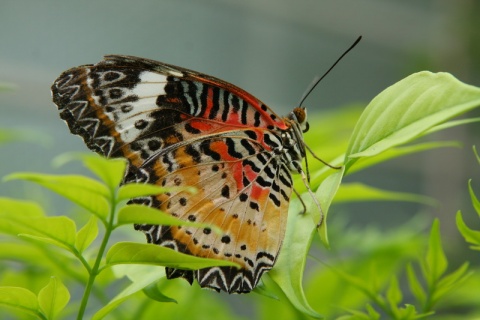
[226,138,243,159]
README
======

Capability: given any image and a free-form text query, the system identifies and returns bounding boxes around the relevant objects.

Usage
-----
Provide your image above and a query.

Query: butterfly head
[290,107,309,133]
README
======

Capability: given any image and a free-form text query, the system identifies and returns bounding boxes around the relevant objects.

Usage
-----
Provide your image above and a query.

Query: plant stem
[76,203,116,320]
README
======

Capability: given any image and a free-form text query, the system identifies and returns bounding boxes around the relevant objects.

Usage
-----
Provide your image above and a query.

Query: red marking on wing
[251,184,268,201]
[203,86,214,118]
[189,119,213,132]
[190,74,288,130]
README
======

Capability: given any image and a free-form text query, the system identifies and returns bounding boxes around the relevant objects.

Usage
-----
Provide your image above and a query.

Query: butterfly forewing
[51,55,294,293]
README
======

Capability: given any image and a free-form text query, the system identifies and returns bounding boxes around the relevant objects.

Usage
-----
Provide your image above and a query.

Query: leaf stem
[77,201,116,320]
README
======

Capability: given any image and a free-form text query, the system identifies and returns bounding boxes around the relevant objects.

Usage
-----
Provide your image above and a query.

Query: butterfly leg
[301,172,325,228]
[293,188,307,215]
[303,142,342,170]
[289,162,325,228]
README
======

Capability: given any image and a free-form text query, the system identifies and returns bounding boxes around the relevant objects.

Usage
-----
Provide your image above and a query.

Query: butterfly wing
[51,55,293,293]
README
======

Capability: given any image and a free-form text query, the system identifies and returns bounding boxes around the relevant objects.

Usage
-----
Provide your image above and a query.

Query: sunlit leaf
[115,204,222,234]
[345,72,480,170]
[0,287,41,319]
[0,206,77,252]
[75,216,99,253]
[0,197,44,217]
[82,156,126,191]
[4,173,110,219]
[105,242,239,269]
[53,153,126,190]
[20,216,76,249]
[38,277,70,319]
[93,266,165,320]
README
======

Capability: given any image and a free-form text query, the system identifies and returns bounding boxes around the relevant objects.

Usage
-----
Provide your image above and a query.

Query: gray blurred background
[1,0,479,303]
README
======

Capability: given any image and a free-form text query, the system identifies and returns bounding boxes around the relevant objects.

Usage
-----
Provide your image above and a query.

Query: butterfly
[51,55,316,294]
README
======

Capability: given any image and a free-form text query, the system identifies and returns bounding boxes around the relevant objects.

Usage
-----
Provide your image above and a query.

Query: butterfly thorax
[280,107,308,174]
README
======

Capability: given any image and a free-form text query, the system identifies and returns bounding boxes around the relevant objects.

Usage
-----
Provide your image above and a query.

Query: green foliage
[329,220,470,319]
[1,71,480,319]
[457,146,480,252]
[0,156,240,319]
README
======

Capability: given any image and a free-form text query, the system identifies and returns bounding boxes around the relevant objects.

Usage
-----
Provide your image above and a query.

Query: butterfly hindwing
[51,55,295,293]
[134,130,292,292]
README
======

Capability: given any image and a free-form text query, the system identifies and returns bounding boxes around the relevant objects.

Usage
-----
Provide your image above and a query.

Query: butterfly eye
[303,122,310,133]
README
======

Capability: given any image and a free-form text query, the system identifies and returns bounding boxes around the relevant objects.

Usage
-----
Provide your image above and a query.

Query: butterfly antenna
[298,36,362,107]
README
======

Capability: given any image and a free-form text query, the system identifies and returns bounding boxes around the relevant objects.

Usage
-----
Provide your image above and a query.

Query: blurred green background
[1,0,480,318]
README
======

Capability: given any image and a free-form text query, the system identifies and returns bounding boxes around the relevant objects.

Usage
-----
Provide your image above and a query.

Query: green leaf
[75,216,99,253]
[0,207,77,252]
[425,219,447,285]
[341,309,372,320]
[333,183,435,205]
[268,170,343,319]
[317,168,345,246]
[93,265,165,320]
[345,141,460,176]
[397,304,420,319]
[468,180,480,217]
[4,172,110,220]
[82,156,126,190]
[365,303,381,319]
[425,117,480,134]
[38,277,70,320]
[53,153,126,190]
[268,204,321,319]
[251,278,280,300]
[0,197,44,217]
[345,72,480,169]
[473,145,480,165]
[0,243,48,263]
[333,268,376,299]
[143,281,177,303]
[117,183,196,202]
[406,263,426,306]
[386,277,402,313]
[21,216,76,249]
[0,287,42,319]
[435,262,470,302]
[105,242,239,269]
[115,204,222,234]
[456,211,480,247]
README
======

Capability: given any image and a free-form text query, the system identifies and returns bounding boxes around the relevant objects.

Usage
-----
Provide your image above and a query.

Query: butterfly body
[52,55,309,293]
